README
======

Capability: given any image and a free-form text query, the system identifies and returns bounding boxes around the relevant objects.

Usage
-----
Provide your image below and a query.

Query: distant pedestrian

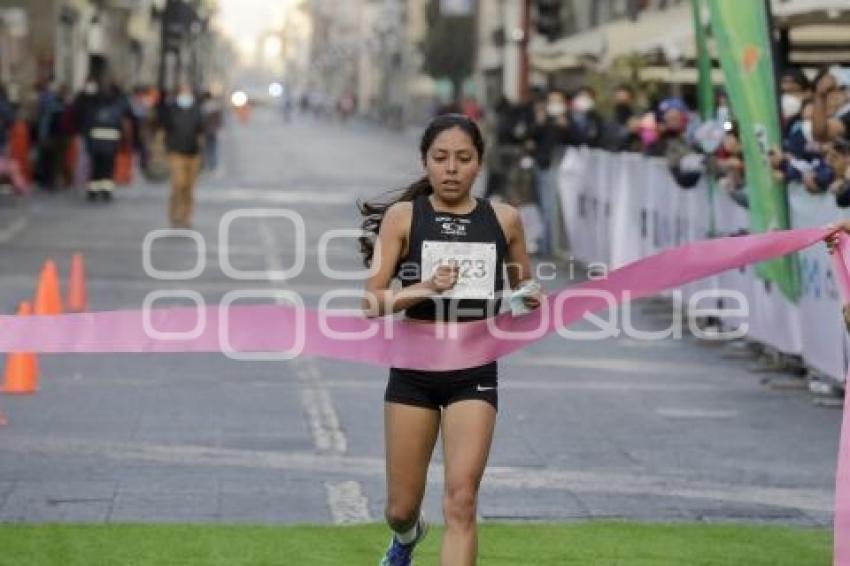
[34,81,64,190]
[83,81,131,201]
[162,83,204,228]
[130,86,153,174]
[569,86,604,148]
[530,89,574,256]
[359,114,541,566]
[200,90,223,171]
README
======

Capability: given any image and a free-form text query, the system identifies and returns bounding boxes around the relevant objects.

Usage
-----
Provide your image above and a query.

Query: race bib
[421,241,497,300]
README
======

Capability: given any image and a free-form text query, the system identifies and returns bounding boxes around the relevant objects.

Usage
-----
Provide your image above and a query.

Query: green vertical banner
[707,0,799,301]
[690,0,717,237]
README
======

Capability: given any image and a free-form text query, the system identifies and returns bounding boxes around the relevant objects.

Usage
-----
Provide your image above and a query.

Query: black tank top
[396,195,508,322]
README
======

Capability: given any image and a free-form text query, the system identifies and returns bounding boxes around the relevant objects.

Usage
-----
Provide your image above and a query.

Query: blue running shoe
[379,514,428,566]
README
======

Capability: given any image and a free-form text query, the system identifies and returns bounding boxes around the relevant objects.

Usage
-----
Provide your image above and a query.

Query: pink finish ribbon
[831,232,850,566]
[0,227,832,367]
[0,226,848,562]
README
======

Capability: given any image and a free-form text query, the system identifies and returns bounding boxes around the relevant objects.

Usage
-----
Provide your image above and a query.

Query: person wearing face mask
[780,68,810,133]
[529,89,574,257]
[772,98,835,194]
[161,83,205,228]
[781,92,803,130]
[569,86,603,148]
[603,85,642,152]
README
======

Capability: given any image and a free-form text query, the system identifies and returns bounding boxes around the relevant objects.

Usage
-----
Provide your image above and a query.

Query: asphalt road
[0,109,840,528]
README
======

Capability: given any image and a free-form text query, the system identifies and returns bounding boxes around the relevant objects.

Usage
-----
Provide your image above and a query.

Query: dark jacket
[85,92,130,154]
[568,110,604,148]
[163,102,204,155]
[530,119,573,169]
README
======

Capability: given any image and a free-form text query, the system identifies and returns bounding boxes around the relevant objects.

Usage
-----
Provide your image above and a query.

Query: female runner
[359,114,542,566]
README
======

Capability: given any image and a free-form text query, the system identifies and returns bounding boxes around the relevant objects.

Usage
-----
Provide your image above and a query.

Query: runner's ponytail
[358,177,433,267]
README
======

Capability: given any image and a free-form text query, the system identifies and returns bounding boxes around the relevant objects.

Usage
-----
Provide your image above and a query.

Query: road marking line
[296,360,347,455]
[258,217,364,519]
[0,214,28,245]
[325,480,371,524]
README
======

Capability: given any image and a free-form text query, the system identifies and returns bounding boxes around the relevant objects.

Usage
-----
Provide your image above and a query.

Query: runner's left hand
[825,220,850,253]
[518,280,542,311]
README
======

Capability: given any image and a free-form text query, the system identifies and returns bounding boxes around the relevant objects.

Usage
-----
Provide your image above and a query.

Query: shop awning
[529,1,850,73]
[788,23,850,64]
[638,65,725,85]
[528,28,605,72]
[772,1,850,25]
[601,3,695,65]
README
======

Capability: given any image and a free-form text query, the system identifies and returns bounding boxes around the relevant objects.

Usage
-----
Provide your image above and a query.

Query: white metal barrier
[558,147,850,383]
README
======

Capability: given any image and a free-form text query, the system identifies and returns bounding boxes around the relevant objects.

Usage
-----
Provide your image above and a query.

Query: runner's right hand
[428,264,459,293]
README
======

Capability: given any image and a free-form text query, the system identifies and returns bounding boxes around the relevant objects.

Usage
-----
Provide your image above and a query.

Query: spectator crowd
[0,75,224,203]
[477,66,850,255]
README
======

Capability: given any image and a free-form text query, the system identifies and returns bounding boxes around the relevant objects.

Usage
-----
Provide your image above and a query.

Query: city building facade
[0,0,226,103]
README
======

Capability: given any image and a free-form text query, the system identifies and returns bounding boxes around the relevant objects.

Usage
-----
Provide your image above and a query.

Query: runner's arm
[495,203,534,288]
[362,202,455,317]
[495,203,541,310]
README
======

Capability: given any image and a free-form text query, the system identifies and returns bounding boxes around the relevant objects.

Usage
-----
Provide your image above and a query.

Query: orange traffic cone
[9,119,31,184]
[34,259,63,315]
[113,141,133,186]
[66,253,88,312]
[2,301,38,395]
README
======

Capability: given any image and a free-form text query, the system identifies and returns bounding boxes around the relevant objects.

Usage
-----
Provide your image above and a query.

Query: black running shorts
[385,361,498,411]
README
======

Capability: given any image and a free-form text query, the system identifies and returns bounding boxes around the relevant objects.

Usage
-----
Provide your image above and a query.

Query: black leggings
[90,150,116,183]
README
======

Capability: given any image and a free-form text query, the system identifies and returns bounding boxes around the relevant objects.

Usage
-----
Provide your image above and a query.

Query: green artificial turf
[0,521,831,565]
